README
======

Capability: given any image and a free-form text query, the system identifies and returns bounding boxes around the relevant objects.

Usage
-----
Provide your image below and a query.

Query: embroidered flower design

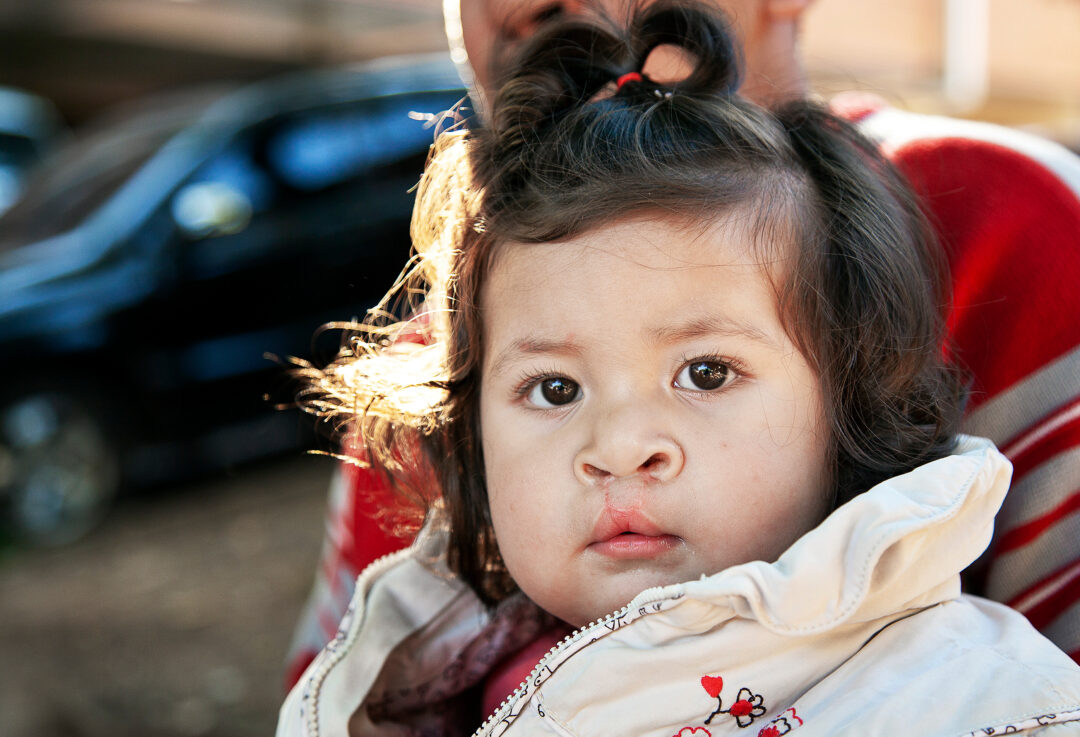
[701,676,767,728]
[673,728,712,737]
[758,708,803,736]
[757,717,792,737]
[727,688,767,728]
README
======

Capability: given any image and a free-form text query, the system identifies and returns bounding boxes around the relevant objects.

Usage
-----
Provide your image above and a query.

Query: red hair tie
[615,72,643,90]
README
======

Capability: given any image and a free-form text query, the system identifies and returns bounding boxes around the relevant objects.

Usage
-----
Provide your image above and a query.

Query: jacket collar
[638,435,1011,634]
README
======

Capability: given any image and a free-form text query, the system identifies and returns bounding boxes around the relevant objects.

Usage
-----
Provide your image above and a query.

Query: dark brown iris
[540,377,579,405]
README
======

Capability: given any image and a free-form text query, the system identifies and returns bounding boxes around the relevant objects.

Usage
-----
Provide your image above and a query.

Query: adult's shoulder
[829,94,1080,416]
[831,91,1080,205]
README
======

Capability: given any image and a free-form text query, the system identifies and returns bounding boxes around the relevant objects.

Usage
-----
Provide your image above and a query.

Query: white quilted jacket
[278,437,1080,736]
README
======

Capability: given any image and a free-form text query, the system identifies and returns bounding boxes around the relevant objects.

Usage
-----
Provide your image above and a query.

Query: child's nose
[573,404,685,485]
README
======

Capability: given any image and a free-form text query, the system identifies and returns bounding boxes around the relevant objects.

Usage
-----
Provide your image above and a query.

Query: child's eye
[525,376,581,408]
[674,359,734,392]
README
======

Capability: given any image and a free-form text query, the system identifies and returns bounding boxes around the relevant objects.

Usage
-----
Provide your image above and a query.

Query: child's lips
[588,507,680,559]
[589,532,681,559]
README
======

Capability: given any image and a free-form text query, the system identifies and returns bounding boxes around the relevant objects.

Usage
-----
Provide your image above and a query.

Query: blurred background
[0,1,1076,736]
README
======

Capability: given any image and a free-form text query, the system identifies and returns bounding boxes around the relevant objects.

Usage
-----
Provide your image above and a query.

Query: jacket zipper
[470,584,674,737]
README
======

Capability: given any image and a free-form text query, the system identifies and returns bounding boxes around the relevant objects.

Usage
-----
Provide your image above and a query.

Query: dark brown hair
[301,0,965,605]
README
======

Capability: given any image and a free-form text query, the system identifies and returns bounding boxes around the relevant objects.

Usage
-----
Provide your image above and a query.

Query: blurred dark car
[0,54,467,544]
[0,86,66,217]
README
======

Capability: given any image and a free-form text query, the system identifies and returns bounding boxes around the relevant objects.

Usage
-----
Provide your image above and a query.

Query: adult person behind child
[285,0,1080,686]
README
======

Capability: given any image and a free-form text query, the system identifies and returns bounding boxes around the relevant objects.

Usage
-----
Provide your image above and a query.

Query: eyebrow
[488,337,585,377]
[488,315,782,377]
[648,315,782,349]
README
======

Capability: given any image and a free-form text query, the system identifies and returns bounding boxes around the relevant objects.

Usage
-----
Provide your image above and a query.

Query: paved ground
[0,454,334,737]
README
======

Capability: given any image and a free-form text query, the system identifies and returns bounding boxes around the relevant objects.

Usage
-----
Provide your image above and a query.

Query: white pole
[943,0,990,113]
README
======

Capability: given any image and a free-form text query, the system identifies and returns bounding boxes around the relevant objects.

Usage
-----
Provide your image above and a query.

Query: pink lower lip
[589,533,681,559]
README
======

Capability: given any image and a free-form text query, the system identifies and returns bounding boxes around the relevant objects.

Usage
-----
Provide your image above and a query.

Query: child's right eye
[525,377,581,408]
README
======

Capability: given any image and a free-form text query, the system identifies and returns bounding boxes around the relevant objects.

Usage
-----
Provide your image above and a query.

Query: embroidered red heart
[700,675,724,698]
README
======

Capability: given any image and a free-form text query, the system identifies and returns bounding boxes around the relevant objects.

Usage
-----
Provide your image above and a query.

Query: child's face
[479,213,831,627]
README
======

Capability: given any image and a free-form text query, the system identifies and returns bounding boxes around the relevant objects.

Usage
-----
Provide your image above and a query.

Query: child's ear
[765,0,814,21]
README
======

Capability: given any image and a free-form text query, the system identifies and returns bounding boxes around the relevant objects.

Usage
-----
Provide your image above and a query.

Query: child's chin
[547,574,692,629]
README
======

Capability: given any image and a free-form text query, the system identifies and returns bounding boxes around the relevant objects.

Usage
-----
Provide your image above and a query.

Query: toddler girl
[279,3,1080,735]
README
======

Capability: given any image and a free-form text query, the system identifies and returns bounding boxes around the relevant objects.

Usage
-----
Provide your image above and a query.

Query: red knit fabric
[891,138,1080,408]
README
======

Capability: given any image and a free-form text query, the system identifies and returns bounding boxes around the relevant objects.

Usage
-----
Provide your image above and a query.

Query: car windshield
[0,91,221,248]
